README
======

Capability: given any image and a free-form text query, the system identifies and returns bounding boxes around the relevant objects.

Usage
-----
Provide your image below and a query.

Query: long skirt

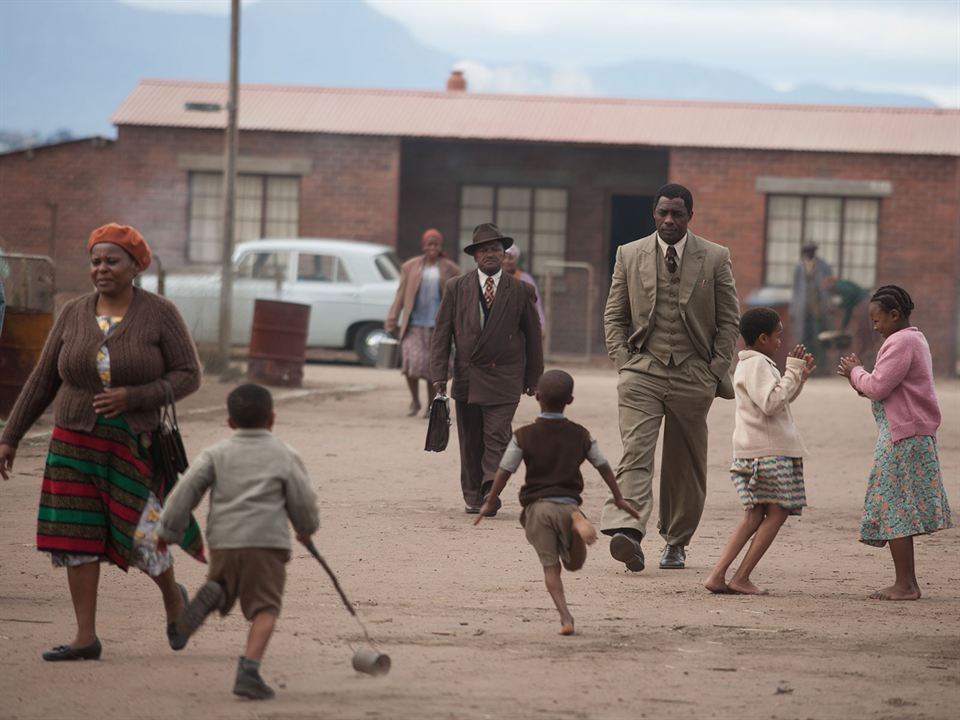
[860,401,953,547]
[38,415,205,571]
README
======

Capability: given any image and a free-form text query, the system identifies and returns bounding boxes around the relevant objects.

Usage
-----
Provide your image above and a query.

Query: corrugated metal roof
[112,79,960,156]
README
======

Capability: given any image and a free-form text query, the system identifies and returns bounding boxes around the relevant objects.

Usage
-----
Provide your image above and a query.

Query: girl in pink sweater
[838,285,953,601]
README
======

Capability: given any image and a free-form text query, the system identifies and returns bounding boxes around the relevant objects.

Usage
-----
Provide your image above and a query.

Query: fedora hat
[463,222,513,255]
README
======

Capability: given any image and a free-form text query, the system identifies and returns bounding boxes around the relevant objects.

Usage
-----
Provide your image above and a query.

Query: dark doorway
[608,195,655,281]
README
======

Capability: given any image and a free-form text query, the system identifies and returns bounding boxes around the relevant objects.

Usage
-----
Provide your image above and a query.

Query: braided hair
[870,285,914,319]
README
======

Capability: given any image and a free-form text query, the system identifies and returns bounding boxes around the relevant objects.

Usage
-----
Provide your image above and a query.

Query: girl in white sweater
[704,307,815,595]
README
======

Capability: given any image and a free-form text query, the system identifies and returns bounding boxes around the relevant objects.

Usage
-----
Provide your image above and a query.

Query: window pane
[497,186,531,209]
[535,188,567,211]
[297,254,349,283]
[804,197,841,269]
[236,252,289,279]
[763,195,803,286]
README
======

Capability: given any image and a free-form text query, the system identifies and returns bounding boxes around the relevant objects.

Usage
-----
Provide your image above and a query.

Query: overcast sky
[122,0,960,106]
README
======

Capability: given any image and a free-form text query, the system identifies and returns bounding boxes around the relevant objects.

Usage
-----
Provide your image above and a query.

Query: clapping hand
[789,344,816,381]
[837,353,862,378]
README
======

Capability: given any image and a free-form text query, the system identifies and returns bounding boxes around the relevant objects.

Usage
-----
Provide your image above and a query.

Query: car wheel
[353,323,391,366]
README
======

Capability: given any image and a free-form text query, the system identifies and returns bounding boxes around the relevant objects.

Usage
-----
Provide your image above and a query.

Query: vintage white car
[139,238,400,365]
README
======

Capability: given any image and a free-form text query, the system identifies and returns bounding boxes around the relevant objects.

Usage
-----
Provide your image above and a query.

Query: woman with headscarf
[385,228,460,416]
[0,223,204,661]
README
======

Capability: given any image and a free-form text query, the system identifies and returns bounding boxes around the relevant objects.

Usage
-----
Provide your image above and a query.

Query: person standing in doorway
[790,241,833,372]
[431,223,543,514]
[602,184,740,571]
[385,228,461,416]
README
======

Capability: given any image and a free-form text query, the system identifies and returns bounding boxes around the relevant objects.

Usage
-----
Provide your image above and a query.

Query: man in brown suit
[603,184,740,571]
[431,223,544,514]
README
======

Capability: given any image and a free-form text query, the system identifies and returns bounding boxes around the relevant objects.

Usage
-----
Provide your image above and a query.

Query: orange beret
[421,228,443,244]
[87,223,152,271]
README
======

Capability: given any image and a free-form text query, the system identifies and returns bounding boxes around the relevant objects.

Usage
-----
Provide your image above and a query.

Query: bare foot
[571,512,598,545]
[869,584,921,601]
[703,574,731,594]
[559,614,575,636]
[727,578,769,595]
[407,402,421,417]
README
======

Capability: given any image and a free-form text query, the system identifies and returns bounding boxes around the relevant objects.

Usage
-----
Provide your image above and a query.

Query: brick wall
[0,138,118,301]
[670,148,960,374]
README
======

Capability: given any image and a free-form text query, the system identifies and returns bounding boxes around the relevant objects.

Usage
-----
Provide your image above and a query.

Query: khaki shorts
[208,548,290,620]
[521,500,580,568]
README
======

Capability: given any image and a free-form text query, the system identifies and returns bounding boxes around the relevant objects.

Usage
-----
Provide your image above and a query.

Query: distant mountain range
[0,0,936,150]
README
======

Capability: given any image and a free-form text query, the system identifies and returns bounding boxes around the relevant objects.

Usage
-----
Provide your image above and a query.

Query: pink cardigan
[849,327,941,442]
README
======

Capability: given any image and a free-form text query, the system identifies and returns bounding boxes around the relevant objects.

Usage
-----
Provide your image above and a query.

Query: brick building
[2,77,958,372]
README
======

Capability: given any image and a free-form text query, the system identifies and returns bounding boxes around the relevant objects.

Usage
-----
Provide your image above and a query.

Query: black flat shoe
[42,638,102,661]
[659,544,686,569]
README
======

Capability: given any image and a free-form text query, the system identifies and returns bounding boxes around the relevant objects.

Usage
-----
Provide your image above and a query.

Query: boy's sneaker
[174,581,224,646]
[233,657,275,700]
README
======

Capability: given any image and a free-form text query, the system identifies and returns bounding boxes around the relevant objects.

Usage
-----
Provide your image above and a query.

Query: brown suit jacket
[385,254,461,338]
[431,270,544,405]
[604,231,740,399]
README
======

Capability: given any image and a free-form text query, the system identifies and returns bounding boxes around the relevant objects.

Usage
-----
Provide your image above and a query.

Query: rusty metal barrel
[0,308,54,418]
[247,299,311,387]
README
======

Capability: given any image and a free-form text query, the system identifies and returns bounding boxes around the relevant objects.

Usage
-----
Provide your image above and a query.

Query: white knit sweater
[732,350,808,458]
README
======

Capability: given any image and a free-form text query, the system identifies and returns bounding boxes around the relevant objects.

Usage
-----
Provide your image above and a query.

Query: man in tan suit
[603,184,739,571]
[431,223,544,514]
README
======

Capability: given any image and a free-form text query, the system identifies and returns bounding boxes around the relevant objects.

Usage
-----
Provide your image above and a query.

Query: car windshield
[374,252,401,280]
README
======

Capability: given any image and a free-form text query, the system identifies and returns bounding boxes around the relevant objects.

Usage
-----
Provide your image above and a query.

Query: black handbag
[424,393,451,452]
[156,381,189,485]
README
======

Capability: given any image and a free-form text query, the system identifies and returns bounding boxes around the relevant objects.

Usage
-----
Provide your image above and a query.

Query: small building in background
[1,74,958,373]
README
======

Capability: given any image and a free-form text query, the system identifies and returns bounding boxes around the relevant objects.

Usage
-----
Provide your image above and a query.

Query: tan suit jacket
[604,231,740,398]
[385,255,461,338]
[431,270,544,405]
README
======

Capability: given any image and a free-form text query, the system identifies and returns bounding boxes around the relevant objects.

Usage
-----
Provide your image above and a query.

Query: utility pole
[213,0,240,372]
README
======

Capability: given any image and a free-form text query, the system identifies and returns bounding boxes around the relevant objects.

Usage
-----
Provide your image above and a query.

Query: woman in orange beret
[0,223,205,661]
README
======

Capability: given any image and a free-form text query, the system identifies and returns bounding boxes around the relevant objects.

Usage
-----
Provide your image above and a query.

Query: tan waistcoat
[642,249,696,366]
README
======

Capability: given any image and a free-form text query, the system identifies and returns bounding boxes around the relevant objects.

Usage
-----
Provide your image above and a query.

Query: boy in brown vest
[475,369,638,635]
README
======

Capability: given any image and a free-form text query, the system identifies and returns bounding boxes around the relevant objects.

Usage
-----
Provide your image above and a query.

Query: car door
[230,248,294,345]
[287,251,360,347]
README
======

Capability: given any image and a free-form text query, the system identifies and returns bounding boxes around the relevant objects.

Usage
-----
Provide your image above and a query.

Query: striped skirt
[730,456,806,516]
[38,415,205,571]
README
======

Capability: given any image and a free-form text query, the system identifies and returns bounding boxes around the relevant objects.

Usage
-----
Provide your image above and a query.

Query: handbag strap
[161,380,180,430]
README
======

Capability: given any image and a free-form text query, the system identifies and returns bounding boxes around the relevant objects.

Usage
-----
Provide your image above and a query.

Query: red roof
[112,79,960,156]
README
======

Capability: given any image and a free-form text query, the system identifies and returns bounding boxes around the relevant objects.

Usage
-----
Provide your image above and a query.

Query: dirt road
[1,366,957,720]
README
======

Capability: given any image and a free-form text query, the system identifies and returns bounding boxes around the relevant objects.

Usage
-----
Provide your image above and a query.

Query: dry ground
[1,365,957,720]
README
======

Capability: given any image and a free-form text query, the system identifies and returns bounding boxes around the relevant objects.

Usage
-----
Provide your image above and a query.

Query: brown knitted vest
[514,417,592,507]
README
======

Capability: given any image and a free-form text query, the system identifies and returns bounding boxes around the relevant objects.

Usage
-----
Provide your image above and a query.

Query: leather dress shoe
[659,544,686,569]
[464,505,481,514]
[609,533,645,572]
[42,638,102,661]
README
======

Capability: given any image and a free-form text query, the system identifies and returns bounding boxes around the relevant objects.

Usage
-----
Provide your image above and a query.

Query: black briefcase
[424,394,451,452]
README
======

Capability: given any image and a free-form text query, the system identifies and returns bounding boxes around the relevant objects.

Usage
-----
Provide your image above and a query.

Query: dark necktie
[483,276,496,306]
[665,245,678,274]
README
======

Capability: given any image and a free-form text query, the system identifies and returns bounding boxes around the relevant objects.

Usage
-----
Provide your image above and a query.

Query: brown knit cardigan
[1,288,201,447]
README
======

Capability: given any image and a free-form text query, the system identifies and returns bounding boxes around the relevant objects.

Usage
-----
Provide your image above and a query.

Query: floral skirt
[401,325,434,380]
[860,401,953,547]
[730,456,806,515]
[39,415,205,572]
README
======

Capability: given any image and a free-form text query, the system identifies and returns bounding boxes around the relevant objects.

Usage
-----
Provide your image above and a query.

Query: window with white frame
[187,172,299,263]
[458,185,568,276]
[764,195,879,288]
